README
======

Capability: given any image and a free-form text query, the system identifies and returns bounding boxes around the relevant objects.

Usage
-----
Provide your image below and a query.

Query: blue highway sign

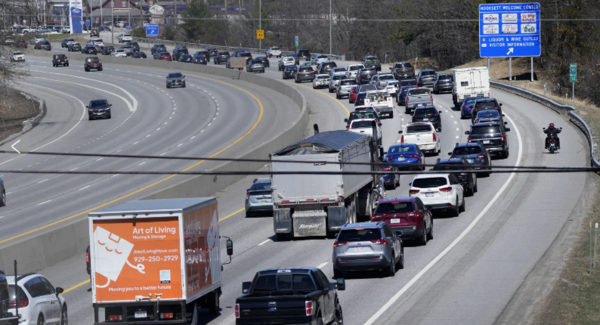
[146,24,159,37]
[479,3,540,58]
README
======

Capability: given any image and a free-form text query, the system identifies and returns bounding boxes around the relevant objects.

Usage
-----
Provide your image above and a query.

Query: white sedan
[312,74,330,89]
[111,49,128,57]
[10,51,25,62]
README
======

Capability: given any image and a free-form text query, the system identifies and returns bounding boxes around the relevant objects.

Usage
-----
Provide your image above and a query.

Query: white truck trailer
[452,67,491,109]
[271,130,382,240]
[88,198,232,324]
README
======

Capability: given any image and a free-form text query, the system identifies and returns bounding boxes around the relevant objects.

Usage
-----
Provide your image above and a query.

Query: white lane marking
[454,121,457,124]
[190,136,196,140]
[365,112,523,325]
[258,239,270,246]
[79,185,90,191]
[0,85,86,167]
[37,179,48,184]
[37,200,52,205]
[96,158,103,161]
[456,135,460,139]
[456,128,459,131]
[133,141,139,145]
[111,174,119,177]
[70,167,78,171]
[177,143,183,147]
[160,152,166,156]
[139,162,146,166]
[146,134,151,137]
[317,262,328,269]
[11,140,21,154]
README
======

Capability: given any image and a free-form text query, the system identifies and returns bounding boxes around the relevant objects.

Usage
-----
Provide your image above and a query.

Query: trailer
[88,198,232,324]
[271,130,382,240]
[452,67,491,109]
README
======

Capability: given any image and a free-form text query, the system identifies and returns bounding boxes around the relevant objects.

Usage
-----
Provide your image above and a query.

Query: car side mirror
[499,103,503,106]
[502,114,505,117]
[336,278,346,291]
[465,131,470,135]
[505,128,511,132]
[396,230,403,237]
[55,287,64,294]
[408,182,412,186]
[436,128,441,132]
[109,104,112,107]
[242,281,251,294]
[439,110,442,114]
[398,130,403,134]
[504,122,507,125]
[226,238,233,256]
[448,152,452,156]
[85,106,89,108]
[384,151,388,155]
[343,118,349,123]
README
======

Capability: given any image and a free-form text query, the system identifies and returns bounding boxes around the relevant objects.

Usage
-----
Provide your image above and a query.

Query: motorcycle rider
[544,123,561,149]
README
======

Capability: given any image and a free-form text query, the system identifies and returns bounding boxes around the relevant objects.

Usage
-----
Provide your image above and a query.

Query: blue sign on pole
[146,24,159,37]
[85,19,90,26]
[125,25,131,30]
[479,3,541,58]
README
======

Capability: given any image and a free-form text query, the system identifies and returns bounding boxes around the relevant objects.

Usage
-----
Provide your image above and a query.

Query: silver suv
[332,222,404,278]
[245,178,273,217]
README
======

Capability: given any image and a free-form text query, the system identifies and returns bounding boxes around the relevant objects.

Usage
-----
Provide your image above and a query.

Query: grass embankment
[0,88,41,141]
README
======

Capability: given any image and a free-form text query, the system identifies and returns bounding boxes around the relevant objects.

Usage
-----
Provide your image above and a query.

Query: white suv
[409,173,465,216]
[6,273,67,325]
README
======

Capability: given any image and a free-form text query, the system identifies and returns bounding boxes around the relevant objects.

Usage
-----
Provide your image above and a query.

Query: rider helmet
[549,123,555,127]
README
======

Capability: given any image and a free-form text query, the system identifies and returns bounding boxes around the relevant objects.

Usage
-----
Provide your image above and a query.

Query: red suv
[159,52,172,61]
[371,197,433,246]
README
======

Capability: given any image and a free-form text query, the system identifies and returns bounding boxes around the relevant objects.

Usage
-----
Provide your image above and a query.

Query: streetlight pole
[258,0,261,50]
[111,0,114,44]
[329,0,331,55]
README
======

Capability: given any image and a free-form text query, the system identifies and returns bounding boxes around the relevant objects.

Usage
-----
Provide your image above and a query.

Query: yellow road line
[63,279,90,294]
[285,81,349,115]
[0,76,264,245]
[218,208,244,222]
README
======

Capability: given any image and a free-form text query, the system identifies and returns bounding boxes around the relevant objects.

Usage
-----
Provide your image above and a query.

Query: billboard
[69,0,83,34]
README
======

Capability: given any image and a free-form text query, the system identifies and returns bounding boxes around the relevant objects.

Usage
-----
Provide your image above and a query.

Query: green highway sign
[295,36,299,47]
[570,63,577,82]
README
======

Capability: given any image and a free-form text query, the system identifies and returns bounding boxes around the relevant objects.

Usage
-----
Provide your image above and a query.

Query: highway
[10,43,590,325]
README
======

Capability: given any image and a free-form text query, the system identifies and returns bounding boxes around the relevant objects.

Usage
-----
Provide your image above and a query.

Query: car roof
[252,178,270,184]
[342,222,385,230]
[406,122,433,126]
[436,158,465,164]
[472,122,501,127]
[90,99,108,102]
[412,173,450,180]
[256,268,317,275]
[455,142,482,148]
[379,197,415,204]
[6,273,40,285]
[475,98,497,102]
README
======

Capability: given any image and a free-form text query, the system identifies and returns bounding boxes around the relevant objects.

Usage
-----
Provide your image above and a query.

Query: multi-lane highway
[7,42,590,325]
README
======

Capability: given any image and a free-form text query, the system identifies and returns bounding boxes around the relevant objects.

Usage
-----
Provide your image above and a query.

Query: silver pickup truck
[405,88,433,114]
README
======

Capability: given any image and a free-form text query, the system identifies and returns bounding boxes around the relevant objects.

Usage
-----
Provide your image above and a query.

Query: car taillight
[381,167,392,171]
[409,189,420,194]
[245,191,249,204]
[333,241,348,247]
[371,239,387,245]
[305,301,313,316]
[501,134,505,142]
[461,173,470,176]
[474,119,479,123]
[235,304,240,318]
[477,154,486,159]
[432,133,436,142]
[440,187,452,192]
[386,178,391,182]
[409,154,419,158]
[160,313,174,319]
[468,137,472,142]
[494,106,500,110]
[401,135,404,143]
[430,95,433,101]
[86,251,90,263]
[406,97,409,103]
[108,315,122,321]
[8,299,28,308]
[407,212,419,217]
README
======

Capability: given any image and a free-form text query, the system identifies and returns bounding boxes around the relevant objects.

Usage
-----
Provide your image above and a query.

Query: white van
[452,67,491,109]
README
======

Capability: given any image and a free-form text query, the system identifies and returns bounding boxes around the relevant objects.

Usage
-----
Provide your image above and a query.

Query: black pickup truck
[235,268,345,325]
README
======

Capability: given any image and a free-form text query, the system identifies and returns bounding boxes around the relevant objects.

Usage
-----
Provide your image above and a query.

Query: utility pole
[258,0,261,50]
[329,0,332,55]
[128,0,130,27]
[111,0,114,44]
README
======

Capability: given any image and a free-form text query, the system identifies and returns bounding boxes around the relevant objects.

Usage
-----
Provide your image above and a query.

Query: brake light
[386,178,391,182]
[477,154,486,159]
[409,189,420,194]
[474,119,479,123]
[450,156,457,159]
[407,212,419,217]
[333,241,348,247]
[235,304,240,318]
[371,239,387,245]
[468,137,472,142]
[401,135,404,143]
[432,133,436,142]
[245,191,249,205]
[494,106,500,110]
[8,300,28,308]
[501,134,505,142]
[108,315,122,321]
[461,173,470,176]
[408,154,419,158]
[86,251,90,263]
[160,313,174,319]
[406,97,409,103]
[305,301,313,316]
[440,187,452,192]
[381,167,392,171]
[430,95,433,101]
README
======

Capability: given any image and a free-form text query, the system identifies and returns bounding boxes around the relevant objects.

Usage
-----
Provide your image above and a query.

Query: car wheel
[61,305,68,325]
[427,219,433,240]
[417,223,428,246]
[389,112,394,119]
[336,93,340,99]
[504,150,510,158]
[0,191,6,207]
[208,291,220,315]
[396,248,404,269]
[66,63,69,67]
[316,316,324,325]
[459,196,466,213]
[37,314,45,325]
[333,304,343,325]
[88,115,93,120]
[386,253,396,277]
[452,197,460,216]
[107,113,111,119]
[333,268,343,279]
[405,107,410,114]
[166,84,170,88]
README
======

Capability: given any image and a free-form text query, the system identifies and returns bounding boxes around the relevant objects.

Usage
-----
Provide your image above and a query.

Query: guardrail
[491,81,600,168]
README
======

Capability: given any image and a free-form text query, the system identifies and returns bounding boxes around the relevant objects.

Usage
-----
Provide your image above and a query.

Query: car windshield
[332,75,344,80]
[252,274,316,292]
[169,73,183,78]
[240,53,251,57]
[284,57,294,61]
[350,65,364,71]
[14,52,23,55]
[90,100,108,107]
[338,228,381,242]
[379,75,395,81]
[465,97,481,104]
[401,86,417,94]
[453,146,483,155]
[285,66,297,71]
[476,101,498,109]
[317,75,329,79]
[8,285,27,303]
[250,182,271,191]
[366,59,380,65]
[367,93,388,100]
[251,60,262,64]
[387,81,398,86]
[476,110,500,118]
[389,145,415,153]
[271,47,279,50]
[412,177,448,188]
[406,125,433,133]
[322,62,336,68]
[471,126,501,134]
[421,71,436,76]
[341,80,357,85]
[438,75,453,80]
[351,112,378,119]
[414,108,437,116]
[408,89,429,96]
[351,120,374,128]
[359,84,377,92]
[54,54,64,58]
[299,67,313,72]
[375,202,414,214]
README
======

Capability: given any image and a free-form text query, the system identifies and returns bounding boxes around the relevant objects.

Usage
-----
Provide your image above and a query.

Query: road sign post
[256,29,264,40]
[571,63,577,108]
[294,36,299,50]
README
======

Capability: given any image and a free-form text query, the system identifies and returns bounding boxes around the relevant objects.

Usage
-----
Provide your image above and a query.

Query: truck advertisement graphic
[92,218,182,302]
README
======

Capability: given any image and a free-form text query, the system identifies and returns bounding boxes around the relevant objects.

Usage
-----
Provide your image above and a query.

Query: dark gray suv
[295,66,316,83]
[332,222,404,278]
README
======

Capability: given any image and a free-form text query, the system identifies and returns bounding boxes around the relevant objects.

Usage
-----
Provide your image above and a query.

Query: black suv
[84,56,103,72]
[81,45,97,54]
[412,106,442,131]
[172,46,188,61]
[34,40,51,50]
[214,51,230,64]
[206,47,218,57]
[295,49,311,62]
[295,66,315,83]
[125,41,139,52]
[449,142,491,176]
[61,38,74,48]
[390,62,415,79]
[465,122,511,158]
[68,42,81,52]
[472,98,503,116]
[362,55,381,71]
[101,45,115,55]
[433,73,454,94]
[316,61,337,74]
[417,69,437,87]
[151,43,166,55]
[432,158,477,196]
[356,67,377,84]
[87,99,112,120]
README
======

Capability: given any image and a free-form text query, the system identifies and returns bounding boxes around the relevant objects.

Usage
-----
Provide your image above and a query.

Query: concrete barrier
[0,50,308,273]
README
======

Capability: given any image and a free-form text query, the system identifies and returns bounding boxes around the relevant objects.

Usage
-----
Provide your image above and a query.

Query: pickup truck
[235,268,345,325]
[348,118,383,146]
[405,88,433,114]
[118,33,132,43]
[399,122,441,155]
[364,90,394,118]
[266,47,281,58]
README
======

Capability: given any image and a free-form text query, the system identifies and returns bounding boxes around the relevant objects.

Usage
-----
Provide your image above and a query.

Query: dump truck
[452,67,491,109]
[271,129,383,240]
[88,198,232,324]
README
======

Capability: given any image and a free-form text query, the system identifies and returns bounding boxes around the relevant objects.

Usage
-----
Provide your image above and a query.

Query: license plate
[353,247,365,252]
[261,199,269,203]
[398,157,406,161]
[483,140,490,144]
[423,118,429,121]
[426,192,434,197]
[466,158,475,163]
[390,218,400,224]
[135,311,147,318]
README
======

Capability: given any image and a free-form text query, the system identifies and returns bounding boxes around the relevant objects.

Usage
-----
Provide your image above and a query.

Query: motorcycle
[543,127,562,153]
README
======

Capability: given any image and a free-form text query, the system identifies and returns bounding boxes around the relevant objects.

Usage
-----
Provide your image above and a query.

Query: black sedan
[34,40,51,50]
[87,99,112,120]
[81,45,97,54]
[432,158,477,196]
[178,54,193,63]
[254,56,270,68]
[449,142,492,176]
[102,46,115,55]
[193,55,208,65]
[68,43,81,52]
[132,51,147,59]
[282,65,298,79]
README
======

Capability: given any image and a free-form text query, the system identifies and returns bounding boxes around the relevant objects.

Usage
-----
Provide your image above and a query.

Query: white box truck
[452,67,491,109]
[271,130,383,240]
[88,198,232,324]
